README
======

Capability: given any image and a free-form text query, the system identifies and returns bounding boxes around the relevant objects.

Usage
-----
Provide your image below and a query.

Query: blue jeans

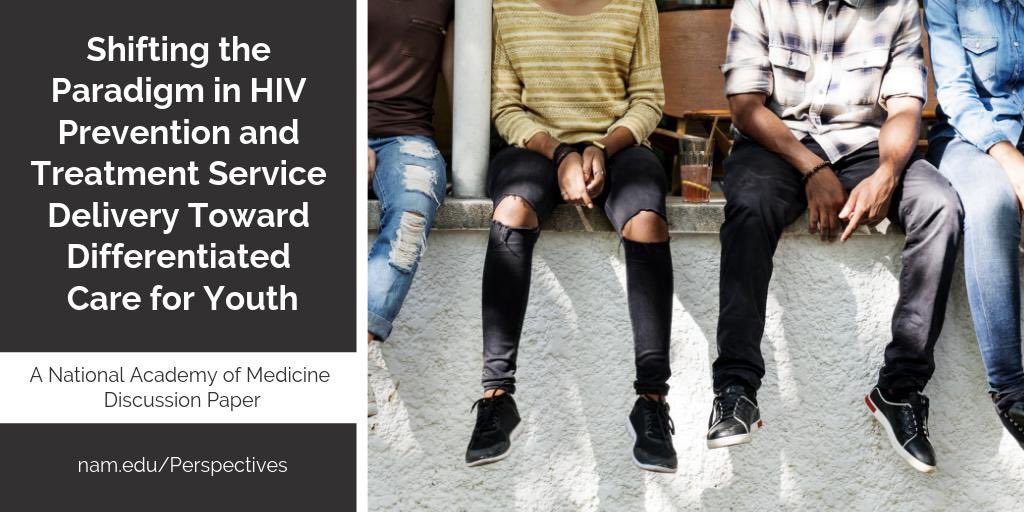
[932,136,1024,395]
[368,135,446,340]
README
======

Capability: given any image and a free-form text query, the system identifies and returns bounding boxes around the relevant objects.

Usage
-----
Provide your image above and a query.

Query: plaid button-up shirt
[722,0,928,162]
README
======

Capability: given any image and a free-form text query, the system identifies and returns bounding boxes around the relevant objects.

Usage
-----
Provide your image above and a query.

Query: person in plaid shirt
[705,0,964,474]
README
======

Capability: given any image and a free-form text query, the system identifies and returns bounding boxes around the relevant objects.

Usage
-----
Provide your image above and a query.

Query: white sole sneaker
[465,423,521,468]
[706,418,763,449]
[626,417,677,473]
[865,394,936,474]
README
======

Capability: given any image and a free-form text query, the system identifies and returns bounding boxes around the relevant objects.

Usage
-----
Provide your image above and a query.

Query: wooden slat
[921,18,939,112]
[680,110,937,122]
[659,10,731,118]
[659,10,940,118]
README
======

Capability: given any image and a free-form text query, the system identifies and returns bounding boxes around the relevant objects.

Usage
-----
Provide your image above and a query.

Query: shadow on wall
[368,231,1024,511]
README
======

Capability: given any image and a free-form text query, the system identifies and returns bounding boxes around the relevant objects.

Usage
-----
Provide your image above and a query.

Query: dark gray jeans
[713,138,964,394]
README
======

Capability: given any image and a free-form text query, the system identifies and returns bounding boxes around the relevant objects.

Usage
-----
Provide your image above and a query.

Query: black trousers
[481,145,673,395]
[713,138,963,394]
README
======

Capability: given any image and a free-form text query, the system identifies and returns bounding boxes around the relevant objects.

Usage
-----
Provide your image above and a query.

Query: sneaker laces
[471,397,501,435]
[716,392,741,422]
[646,400,675,440]
[902,393,930,438]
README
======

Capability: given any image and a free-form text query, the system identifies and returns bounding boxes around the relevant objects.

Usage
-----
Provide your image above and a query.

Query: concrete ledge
[370,224,1023,510]
[368,197,899,236]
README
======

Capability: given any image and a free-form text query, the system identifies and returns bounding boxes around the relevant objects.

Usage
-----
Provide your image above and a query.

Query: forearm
[442,22,454,102]
[876,107,920,179]
[525,132,560,160]
[989,141,1024,182]
[732,99,824,174]
[525,126,636,161]
[597,127,636,158]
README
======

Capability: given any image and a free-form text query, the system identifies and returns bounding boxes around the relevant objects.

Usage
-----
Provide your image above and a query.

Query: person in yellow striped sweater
[465,0,677,473]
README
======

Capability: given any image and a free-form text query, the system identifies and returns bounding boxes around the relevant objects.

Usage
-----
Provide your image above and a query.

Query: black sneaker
[865,387,936,473]
[706,385,763,449]
[626,397,677,473]
[465,393,521,467]
[992,391,1024,450]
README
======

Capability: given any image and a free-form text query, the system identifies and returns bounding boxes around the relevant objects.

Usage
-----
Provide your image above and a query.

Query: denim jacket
[926,0,1024,150]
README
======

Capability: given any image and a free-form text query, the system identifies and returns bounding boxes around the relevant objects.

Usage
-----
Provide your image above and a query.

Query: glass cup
[678,135,712,203]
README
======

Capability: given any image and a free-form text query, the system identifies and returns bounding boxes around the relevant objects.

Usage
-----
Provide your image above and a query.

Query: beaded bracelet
[802,161,831,184]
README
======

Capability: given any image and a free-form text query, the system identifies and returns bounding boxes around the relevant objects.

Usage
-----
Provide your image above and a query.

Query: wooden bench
[653,8,939,194]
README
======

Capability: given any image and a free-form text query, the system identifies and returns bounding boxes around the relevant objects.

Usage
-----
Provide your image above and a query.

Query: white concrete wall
[369,231,1024,511]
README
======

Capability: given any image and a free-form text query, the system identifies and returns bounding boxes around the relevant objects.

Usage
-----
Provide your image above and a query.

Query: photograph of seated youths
[463,0,678,472]
[925,0,1024,449]
[708,0,963,473]
[367,0,454,416]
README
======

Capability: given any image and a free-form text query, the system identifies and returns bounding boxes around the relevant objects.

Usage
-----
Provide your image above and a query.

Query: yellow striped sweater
[491,0,664,147]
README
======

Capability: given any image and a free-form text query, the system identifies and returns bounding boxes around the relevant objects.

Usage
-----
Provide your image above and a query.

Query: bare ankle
[483,388,506,398]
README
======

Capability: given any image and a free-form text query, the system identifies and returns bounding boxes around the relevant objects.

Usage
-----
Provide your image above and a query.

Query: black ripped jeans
[480,145,673,395]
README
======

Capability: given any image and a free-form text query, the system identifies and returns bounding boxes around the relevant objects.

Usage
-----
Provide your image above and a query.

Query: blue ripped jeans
[368,135,446,340]
[932,136,1024,396]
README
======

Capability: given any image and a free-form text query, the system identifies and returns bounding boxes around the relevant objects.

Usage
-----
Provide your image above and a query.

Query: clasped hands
[558,146,606,208]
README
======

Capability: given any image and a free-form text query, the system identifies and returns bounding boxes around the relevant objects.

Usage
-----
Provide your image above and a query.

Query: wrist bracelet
[552,143,578,169]
[803,161,831,184]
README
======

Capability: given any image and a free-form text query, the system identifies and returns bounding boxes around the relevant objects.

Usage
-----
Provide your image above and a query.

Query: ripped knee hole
[402,164,439,204]
[398,138,440,159]
[622,211,669,242]
[492,196,539,229]
[389,211,428,272]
